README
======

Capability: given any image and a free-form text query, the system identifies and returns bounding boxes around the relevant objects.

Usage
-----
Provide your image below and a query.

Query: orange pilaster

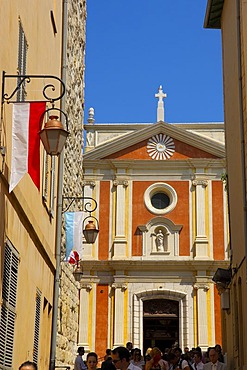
[95,284,109,359]
[99,181,110,260]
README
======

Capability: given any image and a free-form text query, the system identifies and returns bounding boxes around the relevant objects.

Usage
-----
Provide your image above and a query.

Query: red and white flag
[9,102,46,192]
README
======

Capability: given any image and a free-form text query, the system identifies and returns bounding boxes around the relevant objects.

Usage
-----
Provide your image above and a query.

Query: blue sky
[84,1,223,124]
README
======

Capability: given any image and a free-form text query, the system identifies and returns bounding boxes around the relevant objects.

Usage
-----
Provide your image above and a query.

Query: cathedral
[79,87,229,358]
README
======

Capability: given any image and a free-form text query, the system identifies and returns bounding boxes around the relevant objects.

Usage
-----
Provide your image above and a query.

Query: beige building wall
[205,0,247,369]
[0,1,86,369]
[0,2,63,369]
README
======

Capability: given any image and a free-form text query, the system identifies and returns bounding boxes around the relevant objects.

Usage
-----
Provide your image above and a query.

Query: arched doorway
[143,299,179,353]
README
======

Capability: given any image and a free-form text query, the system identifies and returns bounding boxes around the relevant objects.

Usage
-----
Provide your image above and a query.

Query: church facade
[79,89,229,358]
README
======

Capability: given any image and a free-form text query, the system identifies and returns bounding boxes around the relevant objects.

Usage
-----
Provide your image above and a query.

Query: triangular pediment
[83,121,225,161]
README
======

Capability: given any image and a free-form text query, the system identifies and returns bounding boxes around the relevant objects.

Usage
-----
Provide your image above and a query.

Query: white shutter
[0,240,19,368]
[33,289,41,364]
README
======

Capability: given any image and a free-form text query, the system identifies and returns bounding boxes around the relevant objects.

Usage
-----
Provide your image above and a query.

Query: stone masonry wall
[56,0,86,367]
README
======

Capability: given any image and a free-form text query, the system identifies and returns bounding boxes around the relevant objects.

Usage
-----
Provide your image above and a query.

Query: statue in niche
[155,229,165,251]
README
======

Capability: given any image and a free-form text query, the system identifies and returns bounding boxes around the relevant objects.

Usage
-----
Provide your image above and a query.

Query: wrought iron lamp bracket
[1,71,66,106]
[62,196,98,215]
[62,195,99,235]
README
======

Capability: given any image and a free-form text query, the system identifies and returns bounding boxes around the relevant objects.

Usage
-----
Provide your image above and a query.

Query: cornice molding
[79,259,229,273]
[83,158,226,171]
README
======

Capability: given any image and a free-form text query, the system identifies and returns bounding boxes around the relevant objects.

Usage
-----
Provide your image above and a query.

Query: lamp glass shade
[83,220,99,243]
[73,266,83,282]
[39,115,69,156]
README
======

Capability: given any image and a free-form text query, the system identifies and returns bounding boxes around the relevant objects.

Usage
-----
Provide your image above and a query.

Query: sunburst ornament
[147,134,175,160]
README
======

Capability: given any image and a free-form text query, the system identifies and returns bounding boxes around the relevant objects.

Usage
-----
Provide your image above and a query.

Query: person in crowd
[126,342,133,353]
[162,348,170,362]
[19,362,37,370]
[75,347,87,370]
[145,347,169,370]
[183,348,189,355]
[172,348,190,370]
[203,348,226,370]
[104,349,112,361]
[203,348,211,364]
[191,352,204,370]
[101,349,115,370]
[145,348,152,363]
[130,348,145,369]
[193,347,205,364]
[182,351,193,369]
[112,346,140,370]
[167,352,179,370]
[130,349,135,361]
[215,345,224,363]
[87,352,98,370]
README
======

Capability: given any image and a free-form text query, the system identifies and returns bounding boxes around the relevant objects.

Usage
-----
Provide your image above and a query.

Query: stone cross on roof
[155,85,167,122]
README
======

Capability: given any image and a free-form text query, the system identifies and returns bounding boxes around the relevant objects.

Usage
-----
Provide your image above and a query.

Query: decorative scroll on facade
[143,299,179,316]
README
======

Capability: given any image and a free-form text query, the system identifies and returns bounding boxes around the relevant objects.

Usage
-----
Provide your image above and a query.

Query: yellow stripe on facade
[124,287,128,343]
[125,184,129,258]
[112,185,116,242]
[88,287,93,348]
[110,287,115,349]
[205,184,210,256]
[193,286,198,347]
[206,287,212,344]
[192,185,196,249]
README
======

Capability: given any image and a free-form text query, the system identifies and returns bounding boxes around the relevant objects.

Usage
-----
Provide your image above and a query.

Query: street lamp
[1,72,69,156]
[1,72,99,370]
[63,195,99,244]
[39,113,69,156]
[73,263,83,282]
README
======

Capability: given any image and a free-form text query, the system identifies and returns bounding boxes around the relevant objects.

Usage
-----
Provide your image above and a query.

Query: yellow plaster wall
[218,0,247,365]
[221,0,246,263]
[0,1,63,368]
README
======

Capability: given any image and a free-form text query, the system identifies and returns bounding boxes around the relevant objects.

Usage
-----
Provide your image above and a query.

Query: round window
[151,192,170,209]
[144,183,177,215]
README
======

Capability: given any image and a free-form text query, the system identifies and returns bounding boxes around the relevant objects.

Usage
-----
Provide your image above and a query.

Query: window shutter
[49,156,56,217]
[33,289,41,364]
[42,151,49,202]
[0,241,19,368]
[42,149,56,218]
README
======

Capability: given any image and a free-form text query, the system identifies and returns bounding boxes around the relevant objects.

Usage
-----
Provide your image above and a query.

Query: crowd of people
[17,342,226,370]
[74,342,227,370]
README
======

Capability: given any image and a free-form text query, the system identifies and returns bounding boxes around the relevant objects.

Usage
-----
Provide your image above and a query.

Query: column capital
[194,282,210,291]
[112,283,127,291]
[82,180,96,188]
[113,179,129,187]
[192,179,208,187]
[80,283,92,292]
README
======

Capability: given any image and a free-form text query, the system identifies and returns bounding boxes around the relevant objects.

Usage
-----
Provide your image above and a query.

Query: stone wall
[56,0,86,367]
[64,0,86,194]
[57,266,80,366]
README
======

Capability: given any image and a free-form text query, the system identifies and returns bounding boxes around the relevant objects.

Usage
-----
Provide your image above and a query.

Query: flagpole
[49,150,64,370]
